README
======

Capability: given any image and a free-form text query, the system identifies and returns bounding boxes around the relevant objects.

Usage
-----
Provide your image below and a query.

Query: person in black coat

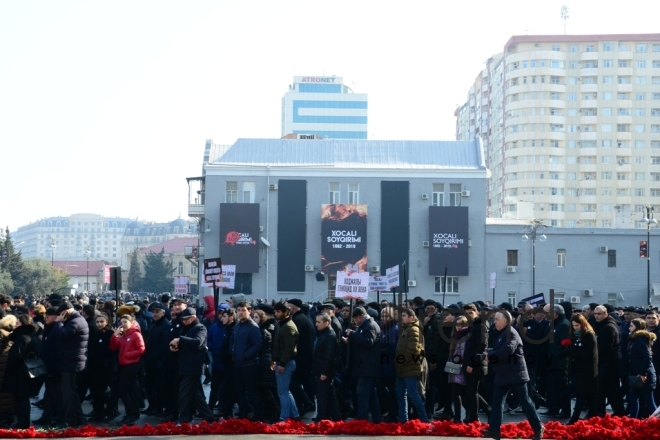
[627,318,658,418]
[253,307,279,422]
[54,302,89,427]
[345,307,382,423]
[142,303,171,416]
[593,305,625,416]
[34,308,64,426]
[219,310,237,419]
[169,308,214,424]
[566,314,598,424]
[287,299,315,415]
[313,313,340,421]
[541,304,571,418]
[462,303,489,423]
[86,312,116,422]
[2,315,40,429]
[482,311,543,440]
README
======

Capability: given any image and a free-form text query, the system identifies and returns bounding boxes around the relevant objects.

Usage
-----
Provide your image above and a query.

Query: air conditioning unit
[570,296,581,304]
[422,241,430,248]
[407,280,417,287]
[461,190,471,197]
[583,289,594,297]
[304,265,314,272]
[599,246,608,253]
[259,226,264,232]
[370,266,380,273]
[269,184,278,191]
[506,266,516,273]
[421,193,429,200]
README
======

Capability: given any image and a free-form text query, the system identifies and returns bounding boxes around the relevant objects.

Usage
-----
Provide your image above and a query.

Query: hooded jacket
[272,316,298,367]
[395,317,424,378]
[109,320,145,366]
[629,330,657,390]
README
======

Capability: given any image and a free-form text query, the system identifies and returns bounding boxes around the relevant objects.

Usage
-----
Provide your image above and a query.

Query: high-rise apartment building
[281,76,368,139]
[457,34,660,228]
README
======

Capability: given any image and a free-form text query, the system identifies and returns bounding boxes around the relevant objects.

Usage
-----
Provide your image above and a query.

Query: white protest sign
[386,265,400,290]
[174,276,190,294]
[369,275,388,292]
[335,270,369,298]
[216,265,236,289]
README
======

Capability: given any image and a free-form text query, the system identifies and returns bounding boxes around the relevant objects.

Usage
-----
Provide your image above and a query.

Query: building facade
[281,76,368,139]
[457,34,660,228]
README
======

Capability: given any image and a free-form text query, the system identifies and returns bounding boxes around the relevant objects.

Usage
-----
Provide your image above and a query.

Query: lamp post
[50,238,56,267]
[522,220,547,297]
[641,205,657,305]
[85,245,91,293]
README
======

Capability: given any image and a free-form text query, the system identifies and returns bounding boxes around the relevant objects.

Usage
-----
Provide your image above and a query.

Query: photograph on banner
[428,206,469,276]
[321,204,368,274]
[173,276,190,294]
[216,265,236,289]
[369,275,388,292]
[219,203,260,273]
[203,258,223,287]
[336,270,369,298]
[386,265,399,290]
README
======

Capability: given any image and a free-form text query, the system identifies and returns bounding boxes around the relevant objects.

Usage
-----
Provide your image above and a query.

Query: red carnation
[561,338,572,346]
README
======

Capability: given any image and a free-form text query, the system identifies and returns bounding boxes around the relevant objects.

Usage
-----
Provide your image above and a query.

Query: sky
[2,0,660,231]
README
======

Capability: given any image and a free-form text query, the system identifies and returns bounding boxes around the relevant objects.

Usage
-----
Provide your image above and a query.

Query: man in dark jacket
[143,302,171,416]
[313,312,340,421]
[230,301,264,421]
[163,297,187,422]
[463,303,489,423]
[422,299,443,416]
[287,299,315,415]
[219,309,237,418]
[169,308,214,424]
[54,301,89,427]
[34,308,63,426]
[482,311,544,440]
[345,307,382,423]
[541,304,571,418]
[593,305,625,416]
[207,304,228,414]
[272,302,300,421]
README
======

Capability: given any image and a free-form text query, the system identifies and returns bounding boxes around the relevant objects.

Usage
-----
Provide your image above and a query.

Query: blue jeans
[275,360,299,420]
[396,377,429,422]
[489,382,542,436]
[629,388,657,418]
[356,377,382,423]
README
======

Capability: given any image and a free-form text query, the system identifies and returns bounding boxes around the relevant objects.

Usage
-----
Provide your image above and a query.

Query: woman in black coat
[566,314,598,424]
[87,312,118,422]
[2,314,40,429]
[628,318,657,418]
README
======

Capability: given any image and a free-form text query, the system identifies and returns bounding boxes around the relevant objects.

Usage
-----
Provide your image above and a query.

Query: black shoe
[105,411,119,423]
[532,425,545,440]
[299,402,315,415]
[504,405,520,414]
[32,418,51,426]
[557,412,570,418]
[141,407,158,415]
[480,429,501,440]
[540,410,559,417]
[433,412,454,420]
[89,415,106,423]
[10,424,29,430]
[120,416,137,426]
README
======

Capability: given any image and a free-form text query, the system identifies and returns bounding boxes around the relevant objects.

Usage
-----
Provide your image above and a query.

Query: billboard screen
[219,203,260,273]
[321,204,368,274]
[428,206,469,276]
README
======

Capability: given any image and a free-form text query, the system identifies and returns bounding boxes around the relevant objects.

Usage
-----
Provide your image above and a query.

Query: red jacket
[109,321,145,366]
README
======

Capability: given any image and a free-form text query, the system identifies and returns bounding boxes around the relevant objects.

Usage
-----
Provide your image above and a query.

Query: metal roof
[209,138,485,170]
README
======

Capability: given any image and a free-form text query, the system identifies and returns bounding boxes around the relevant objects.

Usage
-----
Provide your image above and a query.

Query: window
[653,189,660,197]
[550,76,560,84]
[329,182,340,203]
[636,93,647,101]
[553,292,566,305]
[584,61,597,68]
[654,44,660,52]
[635,124,646,133]
[601,124,612,132]
[608,250,616,268]
[637,44,648,52]
[654,61,660,68]
[618,76,630,84]
[569,44,578,53]
[225,181,238,203]
[603,92,613,100]
[585,44,596,53]
[618,60,629,68]
[552,45,561,51]
[636,188,645,196]
[242,181,255,203]
[449,183,462,206]
[638,60,647,68]
[636,76,647,84]
[435,276,458,294]
[652,157,660,165]
[619,43,628,51]
[603,43,614,51]
[569,61,578,69]
[557,249,566,267]
[636,172,646,181]
[178,262,184,275]
[507,250,518,266]
[346,183,359,204]
[617,124,629,132]
[602,75,613,83]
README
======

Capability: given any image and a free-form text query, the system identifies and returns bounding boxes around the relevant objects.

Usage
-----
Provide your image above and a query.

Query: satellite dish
[260,237,270,247]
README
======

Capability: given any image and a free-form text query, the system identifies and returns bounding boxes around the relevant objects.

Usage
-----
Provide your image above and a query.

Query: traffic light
[640,241,648,258]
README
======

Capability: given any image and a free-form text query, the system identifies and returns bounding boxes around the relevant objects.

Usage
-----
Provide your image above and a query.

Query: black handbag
[629,375,645,391]
[23,354,47,379]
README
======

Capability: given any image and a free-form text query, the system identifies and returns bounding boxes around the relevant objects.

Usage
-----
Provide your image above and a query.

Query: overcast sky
[2,0,660,231]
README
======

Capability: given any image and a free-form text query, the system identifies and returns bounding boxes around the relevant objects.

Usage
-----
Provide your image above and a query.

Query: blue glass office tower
[281,76,368,139]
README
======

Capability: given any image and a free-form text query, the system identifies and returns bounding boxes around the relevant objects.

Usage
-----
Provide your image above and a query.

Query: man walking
[313,312,340,421]
[395,307,429,423]
[272,302,300,421]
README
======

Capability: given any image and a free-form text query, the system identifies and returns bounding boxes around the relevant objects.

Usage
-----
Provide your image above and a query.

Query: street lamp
[641,205,657,305]
[85,245,91,293]
[50,238,56,267]
[522,220,547,297]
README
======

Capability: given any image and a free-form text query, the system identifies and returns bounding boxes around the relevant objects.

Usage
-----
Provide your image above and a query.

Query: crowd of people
[0,291,656,439]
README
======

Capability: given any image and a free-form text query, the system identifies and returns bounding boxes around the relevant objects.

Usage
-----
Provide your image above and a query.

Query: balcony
[188,204,205,217]
[580,51,599,61]
[186,176,206,218]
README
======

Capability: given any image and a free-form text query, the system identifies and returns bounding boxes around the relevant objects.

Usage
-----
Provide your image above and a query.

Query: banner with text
[321,204,368,274]
[173,276,190,294]
[216,265,236,289]
[369,276,387,292]
[428,206,469,276]
[203,258,222,286]
[386,265,400,290]
[336,270,369,299]
[220,203,260,273]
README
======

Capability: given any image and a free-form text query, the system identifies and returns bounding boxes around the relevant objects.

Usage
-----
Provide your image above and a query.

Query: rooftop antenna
[561,5,569,35]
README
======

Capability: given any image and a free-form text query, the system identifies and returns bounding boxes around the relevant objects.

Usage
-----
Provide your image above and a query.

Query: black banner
[277,180,307,292]
[321,204,368,274]
[219,203,259,273]
[381,181,409,276]
[428,206,469,276]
